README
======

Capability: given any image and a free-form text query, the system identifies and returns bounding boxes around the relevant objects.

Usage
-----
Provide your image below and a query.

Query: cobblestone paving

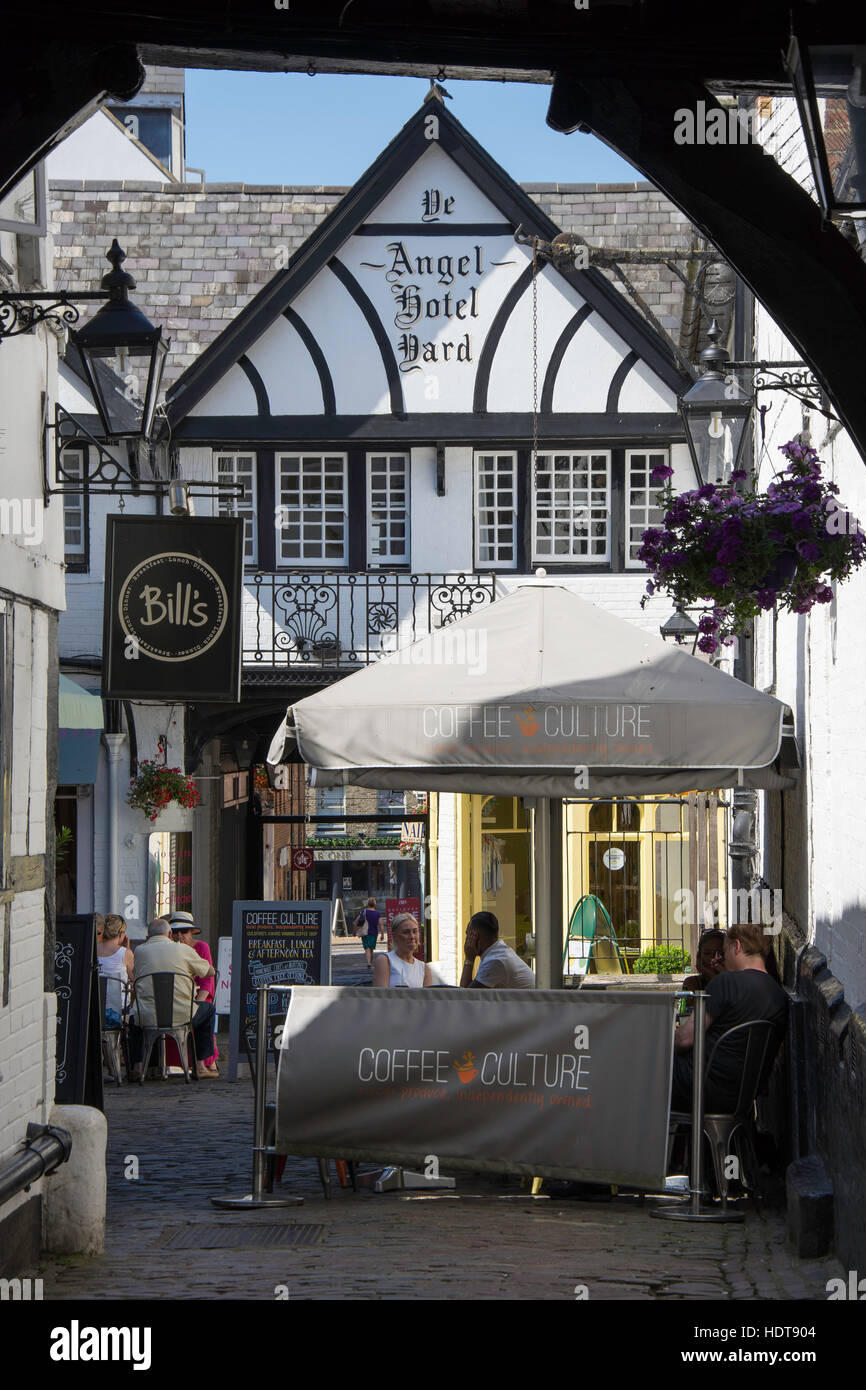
[37,940,845,1302]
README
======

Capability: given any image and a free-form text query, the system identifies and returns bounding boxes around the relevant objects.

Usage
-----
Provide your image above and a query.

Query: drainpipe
[103,732,127,914]
[0,1123,72,1208]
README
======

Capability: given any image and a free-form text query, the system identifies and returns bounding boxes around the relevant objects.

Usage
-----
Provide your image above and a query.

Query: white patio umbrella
[267,585,794,984]
[267,585,793,797]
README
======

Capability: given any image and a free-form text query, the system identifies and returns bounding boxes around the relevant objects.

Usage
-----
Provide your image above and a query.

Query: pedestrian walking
[355,897,382,970]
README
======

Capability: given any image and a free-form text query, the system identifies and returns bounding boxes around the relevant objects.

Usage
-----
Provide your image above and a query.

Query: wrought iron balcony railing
[242,571,497,683]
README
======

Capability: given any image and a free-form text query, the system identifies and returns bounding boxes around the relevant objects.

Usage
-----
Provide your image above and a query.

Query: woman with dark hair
[682,928,726,995]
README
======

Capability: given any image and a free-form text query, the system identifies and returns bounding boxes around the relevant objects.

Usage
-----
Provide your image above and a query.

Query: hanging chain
[531,238,539,496]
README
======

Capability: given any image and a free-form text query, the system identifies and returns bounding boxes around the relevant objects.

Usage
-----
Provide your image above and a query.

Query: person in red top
[167,911,220,1077]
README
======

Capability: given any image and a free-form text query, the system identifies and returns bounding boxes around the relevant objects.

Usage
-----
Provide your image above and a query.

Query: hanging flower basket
[128,760,201,822]
[638,440,866,654]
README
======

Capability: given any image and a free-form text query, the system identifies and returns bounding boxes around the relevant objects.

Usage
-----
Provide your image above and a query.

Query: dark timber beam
[548,73,866,463]
[0,40,142,202]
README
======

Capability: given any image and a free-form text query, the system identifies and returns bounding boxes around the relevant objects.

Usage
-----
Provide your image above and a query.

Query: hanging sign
[291,847,315,871]
[102,515,243,702]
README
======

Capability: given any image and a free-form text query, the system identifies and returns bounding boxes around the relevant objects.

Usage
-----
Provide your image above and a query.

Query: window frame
[60,445,90,574]
[624,448,670,570]
[366,452,410,569]
[215,450,258,569]
[531,448,613,566]
[275,451,349,568]
[316,785,346,837]
[473,450,519,572]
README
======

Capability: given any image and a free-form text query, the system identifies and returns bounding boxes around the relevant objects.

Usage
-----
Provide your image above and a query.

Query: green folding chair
[564,894,629,976]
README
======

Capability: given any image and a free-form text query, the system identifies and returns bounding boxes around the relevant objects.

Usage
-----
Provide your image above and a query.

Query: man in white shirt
[459,911,536,989]
[129,918,214,1076]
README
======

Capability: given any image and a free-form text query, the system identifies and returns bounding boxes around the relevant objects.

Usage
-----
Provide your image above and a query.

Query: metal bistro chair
[244,1019,356,1198]
[135,971,199,1084]
[669,1019,782,1206]
[98,973,129,1087]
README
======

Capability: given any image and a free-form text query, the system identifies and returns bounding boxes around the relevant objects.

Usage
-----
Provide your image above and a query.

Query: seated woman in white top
[372,914,434,988]
[97,913,135,1025]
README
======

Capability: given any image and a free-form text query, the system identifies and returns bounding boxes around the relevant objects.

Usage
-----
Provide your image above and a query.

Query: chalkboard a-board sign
[228,901,331,1082]
[55,914,104,1110]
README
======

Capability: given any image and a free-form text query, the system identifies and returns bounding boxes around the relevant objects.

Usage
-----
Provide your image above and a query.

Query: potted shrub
[638,440,866,654]
[632,944,690,975]
[128,760,200,823]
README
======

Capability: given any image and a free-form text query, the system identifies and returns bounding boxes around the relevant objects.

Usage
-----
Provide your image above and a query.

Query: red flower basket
[128,761,201,823]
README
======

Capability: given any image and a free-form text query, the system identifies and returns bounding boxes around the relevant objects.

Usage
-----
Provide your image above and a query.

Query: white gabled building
[160,95,721,984]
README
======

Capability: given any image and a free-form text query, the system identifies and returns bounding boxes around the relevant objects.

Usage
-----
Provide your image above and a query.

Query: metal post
[549,798,564,990]
[652,991,743,1223]
[533,800,552,988]
[212,985,303,1210]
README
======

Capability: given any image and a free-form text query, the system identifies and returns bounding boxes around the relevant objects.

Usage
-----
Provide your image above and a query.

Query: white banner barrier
[276,987,677,1189]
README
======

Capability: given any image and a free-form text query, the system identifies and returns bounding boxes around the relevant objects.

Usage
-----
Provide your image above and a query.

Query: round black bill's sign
[118,552,228,662]
[103,516,243,703]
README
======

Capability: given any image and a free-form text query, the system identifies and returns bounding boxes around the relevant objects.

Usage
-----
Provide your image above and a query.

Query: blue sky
[184,71,641,187]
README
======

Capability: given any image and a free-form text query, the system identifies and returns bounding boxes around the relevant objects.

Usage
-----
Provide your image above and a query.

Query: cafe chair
[244,1025,356,1197]
[668,1019,781,1206]
[98,973,125,1087]
[134,972,198,1084]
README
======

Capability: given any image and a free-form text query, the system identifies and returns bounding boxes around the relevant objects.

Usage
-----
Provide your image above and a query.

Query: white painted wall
[46,110,173,184]
[750,94,866,1006]
[0,213,64,1233]
[410,446,473,573]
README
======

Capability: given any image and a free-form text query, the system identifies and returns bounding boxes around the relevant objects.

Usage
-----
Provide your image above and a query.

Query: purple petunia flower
[755,588,776,610]
[796,539,821,562]
[697,635,718,655]
[698,615,718,634]
[709,565,731,586]
[651,464,674,482]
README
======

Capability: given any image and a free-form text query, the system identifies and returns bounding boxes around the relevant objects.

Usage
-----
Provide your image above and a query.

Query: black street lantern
[679,321,753,485]
[72,240,169,441]
[785,38,866,219]
[660,607,700,653]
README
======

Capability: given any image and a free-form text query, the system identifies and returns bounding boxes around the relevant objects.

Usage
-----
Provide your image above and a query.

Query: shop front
[443,789,728,983]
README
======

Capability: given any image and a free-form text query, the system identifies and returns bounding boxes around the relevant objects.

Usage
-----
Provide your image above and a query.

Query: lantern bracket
[43,401,245,504]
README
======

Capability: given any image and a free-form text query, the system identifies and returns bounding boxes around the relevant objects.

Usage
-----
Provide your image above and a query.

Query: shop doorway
[565,794,729,972]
